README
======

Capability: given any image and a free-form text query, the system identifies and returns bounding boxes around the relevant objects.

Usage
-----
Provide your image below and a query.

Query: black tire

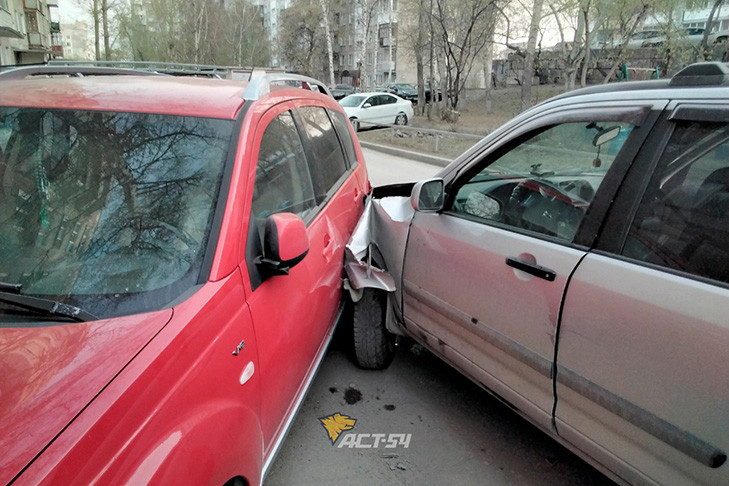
[349,117,360,132]
[352,288,395,369]
[395,113,408,126]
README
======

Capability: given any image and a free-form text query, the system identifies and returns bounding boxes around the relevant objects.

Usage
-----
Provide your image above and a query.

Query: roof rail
[0,64,162,80]
[47,60,233,78]
[242,73,332,100]
[669,62,729,87]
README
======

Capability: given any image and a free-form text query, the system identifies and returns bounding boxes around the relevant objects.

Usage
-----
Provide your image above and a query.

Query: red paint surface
[0,78,368,485]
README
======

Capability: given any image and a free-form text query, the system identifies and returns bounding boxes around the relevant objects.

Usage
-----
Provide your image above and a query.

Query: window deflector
[660,129,729,189]
[452,105,651,182]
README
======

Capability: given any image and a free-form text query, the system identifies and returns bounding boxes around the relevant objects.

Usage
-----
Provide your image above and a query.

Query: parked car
[0,65,369,486]
[621,29,662,49]
[640,27,707,48]
[423,81,443,102]
[339,92,414,131]
[330,83,355,100]
[384,82,418,102]
[344,62,729,485]
[708,24,729,45]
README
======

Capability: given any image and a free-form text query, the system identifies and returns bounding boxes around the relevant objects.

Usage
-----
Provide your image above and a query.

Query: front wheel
[352,288,395,369]
[349,117,360,132]
[395,113,408,126]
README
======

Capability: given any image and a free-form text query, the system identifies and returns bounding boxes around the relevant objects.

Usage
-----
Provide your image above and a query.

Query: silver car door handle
[505,257,556,281]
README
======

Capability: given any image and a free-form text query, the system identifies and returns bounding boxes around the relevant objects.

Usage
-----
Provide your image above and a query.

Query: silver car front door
[555,110,729,485]
[402,115,645,433]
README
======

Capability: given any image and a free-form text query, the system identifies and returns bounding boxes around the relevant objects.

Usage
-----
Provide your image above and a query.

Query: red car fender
[108,400,264,486]
[19,275,264,486]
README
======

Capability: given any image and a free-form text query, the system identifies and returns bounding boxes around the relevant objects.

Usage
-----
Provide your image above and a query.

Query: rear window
[0,108,233,318]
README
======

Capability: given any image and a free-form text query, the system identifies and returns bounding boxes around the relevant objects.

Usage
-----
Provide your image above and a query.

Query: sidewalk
[359,141,453,168]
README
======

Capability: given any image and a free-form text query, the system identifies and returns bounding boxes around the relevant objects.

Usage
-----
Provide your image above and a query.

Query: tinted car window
[296,106,349,202]
[0,108,232,318]
[329,109,358,167]
[251,110,316,221]
[622,121,729,284]
[452,121,633,242]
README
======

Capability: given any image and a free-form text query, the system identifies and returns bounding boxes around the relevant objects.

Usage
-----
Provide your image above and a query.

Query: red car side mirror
[258,213,309,276]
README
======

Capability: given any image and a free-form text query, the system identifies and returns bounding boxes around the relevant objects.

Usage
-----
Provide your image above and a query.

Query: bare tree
[355,0,379,90]
[93,0,100,60]
[319,0,336,85]
[520,0,545,111]
[431,0,496,109]
[101,0,110,60]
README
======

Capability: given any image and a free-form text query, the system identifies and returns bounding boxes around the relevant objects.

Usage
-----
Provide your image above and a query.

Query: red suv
[0,66,369,485]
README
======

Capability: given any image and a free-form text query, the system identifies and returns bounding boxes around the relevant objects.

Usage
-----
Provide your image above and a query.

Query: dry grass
[357,84,567,158]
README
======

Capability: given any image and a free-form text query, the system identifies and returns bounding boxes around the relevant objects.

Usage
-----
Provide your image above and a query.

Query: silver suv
[345,62,729,485]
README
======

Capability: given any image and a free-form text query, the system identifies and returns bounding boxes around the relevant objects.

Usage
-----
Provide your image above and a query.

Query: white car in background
[340,92,414,131]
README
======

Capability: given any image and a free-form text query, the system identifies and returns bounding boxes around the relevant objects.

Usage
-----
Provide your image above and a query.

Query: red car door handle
[506,257,556,281]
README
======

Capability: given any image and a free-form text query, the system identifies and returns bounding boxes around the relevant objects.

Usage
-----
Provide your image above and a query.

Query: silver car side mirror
[411,178,445,212]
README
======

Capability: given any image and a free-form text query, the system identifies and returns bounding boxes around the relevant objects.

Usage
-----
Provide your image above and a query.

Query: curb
[359,141,453,168]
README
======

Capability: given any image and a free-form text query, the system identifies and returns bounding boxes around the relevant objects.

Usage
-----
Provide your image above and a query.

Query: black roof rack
[1,61,333,101]
[545,62,728,105]
[669,62,729,87]
[0,65,162,80]
[47,60,230,78]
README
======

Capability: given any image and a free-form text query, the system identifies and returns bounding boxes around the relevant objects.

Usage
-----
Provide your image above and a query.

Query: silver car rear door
[555,103,729,485]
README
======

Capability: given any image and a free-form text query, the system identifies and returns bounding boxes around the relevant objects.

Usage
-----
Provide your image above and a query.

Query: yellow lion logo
[319,413,357,444]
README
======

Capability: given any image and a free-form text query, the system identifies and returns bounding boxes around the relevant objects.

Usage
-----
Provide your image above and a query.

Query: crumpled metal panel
[344,194,415,313]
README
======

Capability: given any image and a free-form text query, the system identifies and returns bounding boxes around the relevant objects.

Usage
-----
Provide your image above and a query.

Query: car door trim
[557,364,727,469]
[403,281,553,379]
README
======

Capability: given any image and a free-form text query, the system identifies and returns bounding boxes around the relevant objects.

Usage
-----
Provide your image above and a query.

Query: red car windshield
[0,108,233,320]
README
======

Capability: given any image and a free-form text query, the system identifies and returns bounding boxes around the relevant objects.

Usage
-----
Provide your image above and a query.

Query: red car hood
[0,309,173,484]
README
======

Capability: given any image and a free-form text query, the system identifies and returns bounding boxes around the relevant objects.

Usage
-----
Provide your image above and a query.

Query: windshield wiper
[0,289,98,322]
[0,281,22,293]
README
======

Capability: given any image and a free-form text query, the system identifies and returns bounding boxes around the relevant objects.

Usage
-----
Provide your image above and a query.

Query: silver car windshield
[0,108,233,319]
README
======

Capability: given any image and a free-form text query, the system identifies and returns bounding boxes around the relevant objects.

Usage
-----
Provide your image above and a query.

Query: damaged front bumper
[343,186,416,307]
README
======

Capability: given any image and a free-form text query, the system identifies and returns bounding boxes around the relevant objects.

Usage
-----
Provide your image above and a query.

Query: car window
[621,121,729,284]
[366,96,378,106]
[382,95,396,105]
[295,106,349,202]
[329,109,359,167]
[452,121,634,242]
[251,110,316,222]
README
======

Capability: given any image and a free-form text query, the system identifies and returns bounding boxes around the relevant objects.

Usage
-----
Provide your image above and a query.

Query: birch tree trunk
[93,0,100,60]
[319,0,336,85]
[520,0,544,111]
[102,0,110,60]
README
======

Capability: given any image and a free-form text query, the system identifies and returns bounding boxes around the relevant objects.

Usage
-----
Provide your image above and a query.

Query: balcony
[24,0,40,11]
[28,31,50,48]
[1,9,24,39]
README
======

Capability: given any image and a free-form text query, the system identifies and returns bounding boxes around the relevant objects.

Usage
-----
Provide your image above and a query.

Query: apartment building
[0,0,62,66]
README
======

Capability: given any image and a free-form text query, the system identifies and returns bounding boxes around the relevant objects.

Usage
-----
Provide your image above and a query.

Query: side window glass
[622,121,729,284]
[453,121,634,242]
[329,109,359,167]
[251,111,316,222]
[296,106,349,202]
[366,96,377,107]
